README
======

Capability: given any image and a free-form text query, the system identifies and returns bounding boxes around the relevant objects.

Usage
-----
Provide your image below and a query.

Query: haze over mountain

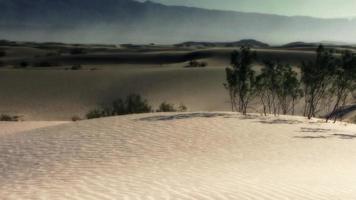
[1,0,356,44]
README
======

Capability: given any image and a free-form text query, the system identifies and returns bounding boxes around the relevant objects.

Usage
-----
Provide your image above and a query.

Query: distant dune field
[0,46,315,120]
[1,112,356,199]
[1,44,355,120]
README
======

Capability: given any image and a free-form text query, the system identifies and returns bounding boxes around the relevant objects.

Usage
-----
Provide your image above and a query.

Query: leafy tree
[157,102,176,112]
[224,47,257,115]
[301,45,336,119]
[256,61,302,116]
[326,51,356,122]
[276,64,303,115]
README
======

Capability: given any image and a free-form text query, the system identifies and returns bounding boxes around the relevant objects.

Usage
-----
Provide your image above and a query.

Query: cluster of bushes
[87,94,152,119]
[225,45,356,122]
[87,94,188,119]
[0,114,19,121]
[157,102,187,112]
[185,60,207,68]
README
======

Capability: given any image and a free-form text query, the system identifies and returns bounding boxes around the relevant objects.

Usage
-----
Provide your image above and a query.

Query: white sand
[0,121,69,135]
[1,112,356,199]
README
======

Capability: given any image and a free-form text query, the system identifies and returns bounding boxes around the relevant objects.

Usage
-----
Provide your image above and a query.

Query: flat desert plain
[1,112,356,199]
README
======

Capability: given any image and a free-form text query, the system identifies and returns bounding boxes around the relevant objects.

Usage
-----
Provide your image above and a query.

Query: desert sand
[1,43,355,121]
[1,112,356,199]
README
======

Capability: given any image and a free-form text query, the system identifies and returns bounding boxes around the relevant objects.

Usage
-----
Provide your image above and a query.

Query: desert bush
[71,116,82,122]
[157,102,177,112]
[185,60,207,68]
[256,61,302,116]
[157,102,188,112]
[178,103,188,112]
[87,94,152,119]
[124,94,152,114]
[224,47,257,115]
[86,109,106,119]
[71,65,82,70]
[301,45,336,119]
[0,114,19,121]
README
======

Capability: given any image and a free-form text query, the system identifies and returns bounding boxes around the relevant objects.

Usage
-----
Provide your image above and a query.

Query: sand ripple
[1,113,356,199]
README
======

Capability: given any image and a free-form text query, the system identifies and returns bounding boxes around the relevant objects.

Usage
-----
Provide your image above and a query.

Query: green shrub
[86,94,152,119]
[178,103,188,112]
[71,65,82,70]
[0,114,19,121]
[71,116,82,122]
[86,109,106,119]
[157,102,176,112]
[185,60,207,68]
[123,94,152,114]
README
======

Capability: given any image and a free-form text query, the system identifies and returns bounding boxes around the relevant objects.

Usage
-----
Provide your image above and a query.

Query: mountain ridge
[1,0,356,44]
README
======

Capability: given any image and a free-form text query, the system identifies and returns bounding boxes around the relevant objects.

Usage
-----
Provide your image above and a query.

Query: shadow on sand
[295,128,356,140]
[139,112,306,125]
[138,113,235,121]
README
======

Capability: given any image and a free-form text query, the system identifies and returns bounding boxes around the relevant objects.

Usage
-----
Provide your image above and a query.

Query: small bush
[157,102,176,112]
[124,94,152,114]
[178,103,188,112]
[87,94,153,119]
[185,60,208,68]
[71,65,82,70]
[157,102,188,112]
[71,116,82,122]
[0,114,19,121]
[86,109,106,119]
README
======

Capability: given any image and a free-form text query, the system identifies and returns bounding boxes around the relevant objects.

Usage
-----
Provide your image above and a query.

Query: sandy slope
[1,112,356,199]
[0,121,68,135]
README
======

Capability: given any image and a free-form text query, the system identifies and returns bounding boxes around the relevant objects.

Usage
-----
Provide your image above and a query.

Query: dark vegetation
[0,114,19,121]
[70,65,82,70]
[185,60,207,68]
[157,102,188,112]
[225,45,356,122]
[87,94,187,119]
[87,94,152,119]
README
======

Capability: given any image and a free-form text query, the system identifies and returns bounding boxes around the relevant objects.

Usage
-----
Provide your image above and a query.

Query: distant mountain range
[1,0,356,44]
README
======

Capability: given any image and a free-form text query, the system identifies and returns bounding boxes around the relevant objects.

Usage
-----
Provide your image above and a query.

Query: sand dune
[0,121,68,135]
[1,112,356,199]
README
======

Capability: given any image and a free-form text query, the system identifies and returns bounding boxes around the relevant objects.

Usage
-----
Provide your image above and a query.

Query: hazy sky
[152,0,356,18]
